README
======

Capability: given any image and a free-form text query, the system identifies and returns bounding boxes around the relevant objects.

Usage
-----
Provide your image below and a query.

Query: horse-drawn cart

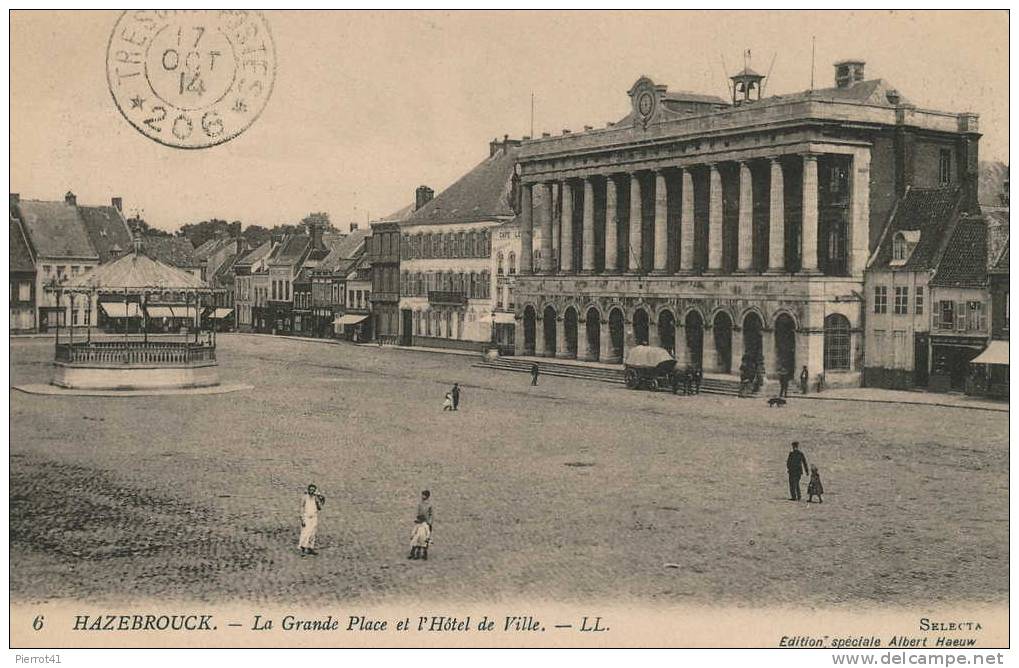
[623,345,679,392]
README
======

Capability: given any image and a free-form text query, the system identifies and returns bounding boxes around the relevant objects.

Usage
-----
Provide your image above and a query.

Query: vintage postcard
[8,9,1010,654]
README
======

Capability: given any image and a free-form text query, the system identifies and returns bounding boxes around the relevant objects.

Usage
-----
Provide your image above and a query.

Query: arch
[542,305,557,357]
[563,306,579,359]
[684,310,704,369]
[741,310,764,367]
[608,307,625,363]
[585,307,601,361]
[824,313,851,370]
[774,312,797,374]
[657,308,677,355]
[632,307,650,347]
[522,304,537,354]
[713,311,733,373]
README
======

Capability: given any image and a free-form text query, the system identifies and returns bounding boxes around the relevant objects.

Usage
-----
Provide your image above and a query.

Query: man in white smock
[299,484,325,555]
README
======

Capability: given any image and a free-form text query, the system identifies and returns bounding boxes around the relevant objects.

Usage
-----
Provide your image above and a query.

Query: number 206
[143,107,224,140]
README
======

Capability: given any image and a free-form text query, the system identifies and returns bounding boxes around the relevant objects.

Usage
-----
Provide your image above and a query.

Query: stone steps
[473,357,750,397]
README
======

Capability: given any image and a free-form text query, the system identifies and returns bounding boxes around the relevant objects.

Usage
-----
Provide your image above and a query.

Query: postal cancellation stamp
[106,10,276,149]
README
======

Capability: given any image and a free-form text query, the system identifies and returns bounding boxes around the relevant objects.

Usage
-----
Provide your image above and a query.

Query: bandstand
[47,245,222,391]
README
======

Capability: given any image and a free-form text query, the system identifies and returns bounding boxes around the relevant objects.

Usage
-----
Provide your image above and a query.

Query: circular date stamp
[106,10,276,149]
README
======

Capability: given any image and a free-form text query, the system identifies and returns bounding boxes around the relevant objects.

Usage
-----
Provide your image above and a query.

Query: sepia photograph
[7,8,1010,656]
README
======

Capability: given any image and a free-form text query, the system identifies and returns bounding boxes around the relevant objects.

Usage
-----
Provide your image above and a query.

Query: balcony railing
[54,341,216,365]
[428,291,467,306]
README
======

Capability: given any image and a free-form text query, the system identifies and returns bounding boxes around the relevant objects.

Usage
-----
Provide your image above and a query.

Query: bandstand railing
[54,341,217,365]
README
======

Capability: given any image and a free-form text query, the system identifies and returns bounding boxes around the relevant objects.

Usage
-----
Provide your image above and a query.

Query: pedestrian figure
[442,392,454,411]
[299,484,325,555]
[682,367,693,395]
[807,466,824,503]
[815,373,825,393]
[451,383,461,411]
[786,442,809,501]
[417,490,433,531]
[738,358,752,398]
[753,359,765,394]
[408,515,431,560]
[778,367,790,398]
[799,365,809,394]
[693,366,702,394]
[530,363,540,386]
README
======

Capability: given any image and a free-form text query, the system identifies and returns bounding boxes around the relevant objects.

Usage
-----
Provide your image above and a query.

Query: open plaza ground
[9,334,1008,606]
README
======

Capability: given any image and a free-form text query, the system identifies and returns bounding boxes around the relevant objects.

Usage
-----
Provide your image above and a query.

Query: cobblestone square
[10,334,1008,606]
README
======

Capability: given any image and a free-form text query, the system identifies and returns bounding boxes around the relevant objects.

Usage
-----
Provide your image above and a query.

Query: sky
[10,10,1009,233]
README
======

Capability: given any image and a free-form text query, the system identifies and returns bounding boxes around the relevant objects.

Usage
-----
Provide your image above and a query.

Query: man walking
[451,383,461,411]
[778,367,790,398]
[786,442,809,501]
[299,484,326,555]
[530,363,540,386]
[799,365,809,394]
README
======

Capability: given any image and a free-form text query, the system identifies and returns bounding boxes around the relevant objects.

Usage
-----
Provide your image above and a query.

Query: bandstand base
[51,361,221,391]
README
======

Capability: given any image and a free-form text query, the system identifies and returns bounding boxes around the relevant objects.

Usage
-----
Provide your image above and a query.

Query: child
[408,514,431,560]
[807,465,824,503]
[442,392,453,411]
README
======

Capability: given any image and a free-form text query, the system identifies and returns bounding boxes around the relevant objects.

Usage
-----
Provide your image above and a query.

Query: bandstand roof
[63,248,211,292]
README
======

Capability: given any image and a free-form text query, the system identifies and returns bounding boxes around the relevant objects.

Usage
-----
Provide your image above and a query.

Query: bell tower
[730,49,765,106]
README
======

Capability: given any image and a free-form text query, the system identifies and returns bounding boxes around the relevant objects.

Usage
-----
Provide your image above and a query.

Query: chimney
[64,191,77,206]
[415,185,434,211]
[9,193,19,207]
[309,220,323,250]
[111,196,123,212]
[834,60,865,88]
[349,222,359,232]
[236,236,245,255]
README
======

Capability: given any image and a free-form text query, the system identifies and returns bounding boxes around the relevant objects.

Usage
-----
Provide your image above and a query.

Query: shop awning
[170,306,198,319]
[209,308,233,319]
[971,340,1009,366]
[99,302,142,318]
[333,314,369,326]
[146,306,175,318]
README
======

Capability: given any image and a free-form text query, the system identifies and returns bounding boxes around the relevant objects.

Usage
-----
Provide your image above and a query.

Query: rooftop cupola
[730,50,765,106]
[834,59,866,88]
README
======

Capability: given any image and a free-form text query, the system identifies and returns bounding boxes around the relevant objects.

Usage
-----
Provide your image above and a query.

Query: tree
[242,224,272,247]
[178,219,233,248]
[126,215,172,238]
[300,212,332,232]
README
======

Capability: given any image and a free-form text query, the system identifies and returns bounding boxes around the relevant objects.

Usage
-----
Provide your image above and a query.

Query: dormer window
[891,231,920,266]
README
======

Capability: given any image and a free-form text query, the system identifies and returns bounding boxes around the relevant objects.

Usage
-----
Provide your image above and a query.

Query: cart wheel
[648,378,660,392]
[624,369,638,389]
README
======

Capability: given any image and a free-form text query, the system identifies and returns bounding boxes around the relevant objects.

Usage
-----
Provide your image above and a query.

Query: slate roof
[989,242,1009,276]
[404,145,519,226]
[65,250,208,291]
[930,217,987,288]
[140,236,199,269]
[211,252,240,287]
[381,203,415,223]
[193,237,231,261]
[869,186,963,272]
[10,216,35,273]
[316,229,369,274]
[235,240,273,268]
[15,199,98,260]
[79,205,133,263]
[268,234,310,266]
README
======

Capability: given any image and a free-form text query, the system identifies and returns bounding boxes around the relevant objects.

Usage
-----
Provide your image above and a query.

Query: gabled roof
[404,145,519,226]
[235,240,273,268]
[140,235,199,269]
[989,239,1009,276]
[317,229,369,274]
[211,252,241,287]
[930,217,987,289]
[78,205,133,264]
[268,234,310,266]
[869,186,963,272]
[10,216,35,273]
[193,236,232,261]
[65,249,208,291]
[15,199,98,260]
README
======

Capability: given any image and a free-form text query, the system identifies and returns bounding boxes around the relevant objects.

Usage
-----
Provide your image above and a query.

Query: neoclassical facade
[513,63,980,387]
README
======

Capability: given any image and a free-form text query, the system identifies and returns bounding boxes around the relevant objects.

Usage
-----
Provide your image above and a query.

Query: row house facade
[369,200,415,344]
[398,140,521,351]
[233,239,274,332]
[311,228,369,340]
[511,61,980,388]
[9,191,134,332]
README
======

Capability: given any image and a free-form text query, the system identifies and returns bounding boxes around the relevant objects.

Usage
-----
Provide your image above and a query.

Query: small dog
[767,397,787,407]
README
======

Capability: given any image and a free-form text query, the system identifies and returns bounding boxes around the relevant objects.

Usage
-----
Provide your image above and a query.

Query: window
[967,300,985,331]
[936,300,954,329]
[823,314,851,370]
[18,282,30,301]
[497,253,504,275]
[894,286,909,315]
[939,149,952,185]
[892,235,906,261]
[509,252,516,275]
[873,285,887,314]
[915,286,924,315]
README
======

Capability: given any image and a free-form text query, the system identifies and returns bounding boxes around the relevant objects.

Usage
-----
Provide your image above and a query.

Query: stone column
[555,315,570,359]
[707,164,723,273]
[766,157,785,273]
[850,150,871,277]
[702,322,718,372]
[761,328,777,382]
[581,178,596,273]
[648,316,661,347]
[737,161,754,273]
[560,181,574,273]
[731,325,745,375]
[801,154,820,273]
[519,184,533,274]
[652,171,668,273]
[674,321,689,367]
[679,168,695,274]
[550,183,560,272]
[628,173,643,273]
[537,182,553,274]
[599,319,614,363]
[604,176,619,273]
